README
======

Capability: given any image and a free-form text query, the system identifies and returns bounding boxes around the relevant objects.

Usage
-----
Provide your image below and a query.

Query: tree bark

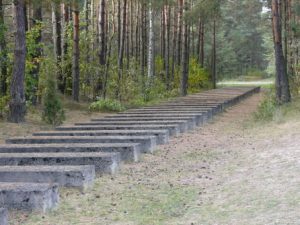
[147,2,154,78]
[72,6,80,102]
[117,0,127,99]
[9,0,26,123]
[60,3,70,94]
[211,18,217,89]
[180,1,190,96]
[165,4,171,90]
[99,0,106,65]
[200,22,204,67]
[177,0,183,66]
[171,5,178,84]
[52,2,62,92]
[271,0,291,103]
[85,0,90,63]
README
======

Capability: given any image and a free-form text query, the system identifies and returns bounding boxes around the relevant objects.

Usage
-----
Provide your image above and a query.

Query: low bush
[42,75,65,126]
[0,96,9,119]
[254,90,278,121]
[89,99,125,112]
[188,58,211,92]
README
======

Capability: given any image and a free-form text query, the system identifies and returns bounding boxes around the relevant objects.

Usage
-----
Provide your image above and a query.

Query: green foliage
[245,69,268,79]
[0,95,9,119]
[42,74,65,126]
[25,22,43,103]
[89,99,125,112]
[254,90,277,121]
[290,64,300,97]
[188,58,211,93]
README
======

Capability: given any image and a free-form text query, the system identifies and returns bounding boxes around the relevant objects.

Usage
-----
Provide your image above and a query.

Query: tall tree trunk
[0,0,8,96]
[99,0,106,65]
[60,3,70,94]
[9,0,26,123]
[200,22,204,67]
[161,8,165,62]
[165,4,171,90]
[177,0,183,66]
[171,5,178,85]
[147,2,154,78]
[72,6,80,102]
[85,0,90,63]
[117,0,121,54]
[117,0,127,99]
[180,1,190,96]
[272,0,291,103]
[31,3,42,105]
[141,3,146,77]
[211,18,217,89]
[52,2,62,92]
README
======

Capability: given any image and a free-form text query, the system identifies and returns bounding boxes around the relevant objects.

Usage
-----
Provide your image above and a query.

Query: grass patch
[20,178,198,225]
[89,99,125,112]
[253,90,300,124]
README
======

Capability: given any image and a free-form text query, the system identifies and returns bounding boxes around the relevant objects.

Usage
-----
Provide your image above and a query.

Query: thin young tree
[180,0,190,96]
[147,1,154,78]
[72,2,80,102]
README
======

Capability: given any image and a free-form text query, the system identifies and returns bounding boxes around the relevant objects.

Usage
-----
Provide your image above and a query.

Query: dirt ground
[7,92,300,225]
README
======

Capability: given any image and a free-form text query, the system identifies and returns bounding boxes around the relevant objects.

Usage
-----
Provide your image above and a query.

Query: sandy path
[12,92,300,225]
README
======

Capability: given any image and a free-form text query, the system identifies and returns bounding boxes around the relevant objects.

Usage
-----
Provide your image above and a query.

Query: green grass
[19,178,198,225]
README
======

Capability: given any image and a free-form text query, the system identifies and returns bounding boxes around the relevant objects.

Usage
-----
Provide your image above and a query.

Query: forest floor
[0,99,111,144]
[5,91,300,225]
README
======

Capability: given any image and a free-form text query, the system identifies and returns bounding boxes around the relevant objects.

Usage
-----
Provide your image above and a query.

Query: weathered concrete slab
[6,135,157,153]
[140,104,223,113]
[75,120,189,135]
[114,112,209,124]
[0,182,59,212]
[75,120,191,131]
[107,113,205,126]
[0,208,7,225]
[38,129,170,144]
[0,165,95,188]
[91,116,200,126]
[128,107,219,115]
[0,152,121,174]
[0,143,143,162]
[55,124,180,136]
[89,117,197,129]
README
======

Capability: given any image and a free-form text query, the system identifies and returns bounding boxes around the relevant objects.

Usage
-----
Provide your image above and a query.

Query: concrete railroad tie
[0,182,59,212]
[0,143,144,162]
[0,165,95,188]
[41,129,170,144]
[0,152,121,174]
[0,208,8,225]
[7,135,159,151]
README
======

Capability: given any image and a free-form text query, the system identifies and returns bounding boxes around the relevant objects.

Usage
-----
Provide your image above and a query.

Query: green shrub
[254,91,277,121]
[0,96,9,119]
[188,58,211,93]
[42,75,65,126]
[89,99,125,112]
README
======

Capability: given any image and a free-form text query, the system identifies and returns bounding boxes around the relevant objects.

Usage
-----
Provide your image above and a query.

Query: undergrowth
[254,90,300,123]
[89,99,125,112]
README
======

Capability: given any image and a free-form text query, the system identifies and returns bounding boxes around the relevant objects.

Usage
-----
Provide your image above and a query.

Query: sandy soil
[8,92,300,225]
